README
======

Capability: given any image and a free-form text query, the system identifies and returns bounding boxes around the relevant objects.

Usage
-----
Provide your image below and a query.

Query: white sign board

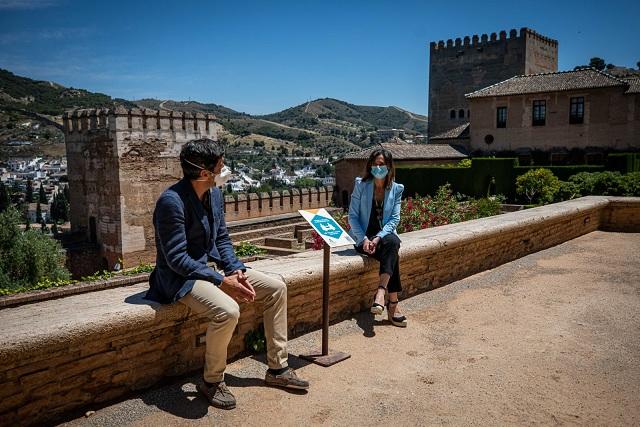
[299,208,355,248]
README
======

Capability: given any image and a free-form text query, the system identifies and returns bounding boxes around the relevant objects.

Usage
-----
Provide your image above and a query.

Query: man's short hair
[180,138,225,180]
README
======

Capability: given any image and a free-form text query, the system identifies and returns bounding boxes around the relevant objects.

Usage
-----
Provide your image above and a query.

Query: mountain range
[0,68,428,159]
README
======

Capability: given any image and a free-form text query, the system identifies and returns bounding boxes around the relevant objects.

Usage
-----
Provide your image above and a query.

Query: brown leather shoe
[264,368,310,390]
[197,380,236,409]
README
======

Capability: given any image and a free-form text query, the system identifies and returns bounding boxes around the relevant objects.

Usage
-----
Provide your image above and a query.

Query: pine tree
[25,179,33,203]
[36,201,42,223]
[0,182,10,213]
[50,193,57,223]
[38,184,47,203]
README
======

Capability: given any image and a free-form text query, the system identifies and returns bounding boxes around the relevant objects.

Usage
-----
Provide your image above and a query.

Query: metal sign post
[298,209,353,367]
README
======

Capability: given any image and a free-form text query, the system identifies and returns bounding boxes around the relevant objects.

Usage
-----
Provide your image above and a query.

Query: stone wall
[428,27,558,138]
[1,196,638,426]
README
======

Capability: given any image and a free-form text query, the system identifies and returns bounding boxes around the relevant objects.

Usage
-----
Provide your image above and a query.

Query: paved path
[60,231,640,426]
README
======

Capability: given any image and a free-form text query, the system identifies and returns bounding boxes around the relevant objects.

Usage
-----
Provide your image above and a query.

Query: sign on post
[298,208,355,247]
[297,208,352,366]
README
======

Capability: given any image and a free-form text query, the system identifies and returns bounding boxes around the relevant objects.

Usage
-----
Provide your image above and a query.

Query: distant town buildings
[0,156,66,205]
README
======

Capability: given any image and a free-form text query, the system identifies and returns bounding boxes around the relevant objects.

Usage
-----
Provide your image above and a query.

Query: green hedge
[607,153,640,174]
[396,166,471,198]
[397,158,518,199]
[396,154,634,200]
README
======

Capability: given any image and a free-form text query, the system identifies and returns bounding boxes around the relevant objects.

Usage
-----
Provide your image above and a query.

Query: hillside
[0,69,428,162]
[0,68,135,115]
[260,98,429,134]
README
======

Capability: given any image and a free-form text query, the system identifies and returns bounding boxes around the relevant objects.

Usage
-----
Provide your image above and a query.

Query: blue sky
[0,0,638,115]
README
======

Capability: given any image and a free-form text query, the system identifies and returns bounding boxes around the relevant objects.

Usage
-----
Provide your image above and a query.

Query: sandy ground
[60,231,640,426]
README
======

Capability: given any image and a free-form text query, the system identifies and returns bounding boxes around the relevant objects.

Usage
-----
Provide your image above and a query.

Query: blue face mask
[371,165,388,180]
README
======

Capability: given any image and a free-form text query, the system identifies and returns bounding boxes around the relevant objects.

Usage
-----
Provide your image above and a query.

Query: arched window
[450,110,456,119]
[458,109,465,119]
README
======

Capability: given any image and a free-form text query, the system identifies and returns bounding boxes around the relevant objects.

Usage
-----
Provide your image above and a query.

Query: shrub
[397,184,502,233]
[569,171,626,196]
[555,181,581,202]
[0,207,70,294]
[623,172,640,196]
[235,241,266,258]
[516,168,560,205]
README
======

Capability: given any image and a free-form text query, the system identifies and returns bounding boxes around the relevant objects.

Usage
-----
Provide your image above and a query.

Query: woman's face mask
[371,165,388,180]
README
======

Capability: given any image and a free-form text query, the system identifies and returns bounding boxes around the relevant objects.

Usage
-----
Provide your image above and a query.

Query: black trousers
[355,233,402,293]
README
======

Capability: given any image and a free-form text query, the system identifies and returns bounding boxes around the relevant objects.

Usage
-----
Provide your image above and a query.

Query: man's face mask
[371,165,388,180]
[184,158,228,186]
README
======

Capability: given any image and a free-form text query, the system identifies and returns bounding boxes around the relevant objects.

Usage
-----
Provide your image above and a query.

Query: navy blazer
[146,178,245,304]
[348,177,404,246]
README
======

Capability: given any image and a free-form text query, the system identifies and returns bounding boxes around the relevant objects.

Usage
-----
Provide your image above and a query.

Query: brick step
[230,221,310,243]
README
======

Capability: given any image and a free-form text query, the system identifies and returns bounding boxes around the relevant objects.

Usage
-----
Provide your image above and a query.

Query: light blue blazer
[348,177,404,246]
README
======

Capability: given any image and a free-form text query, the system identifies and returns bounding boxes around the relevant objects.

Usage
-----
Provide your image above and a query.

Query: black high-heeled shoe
[386,300,407,327]
[370,285,386,315]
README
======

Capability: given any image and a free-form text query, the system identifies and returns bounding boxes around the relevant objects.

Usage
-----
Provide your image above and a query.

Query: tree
[36,201,42,223]
[589,57,606,71]
[637,61,640,70]
[516,168,561,205]
[49,190,70,223]
[38,184,47,203]
[295,177,317,188]
[0,183,10,213]
[25,179,33,203]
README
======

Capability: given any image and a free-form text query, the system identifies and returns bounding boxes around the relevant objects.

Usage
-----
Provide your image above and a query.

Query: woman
[348,148,407,327]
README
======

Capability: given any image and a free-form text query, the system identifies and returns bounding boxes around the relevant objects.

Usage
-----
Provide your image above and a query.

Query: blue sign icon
[310,214,343,239]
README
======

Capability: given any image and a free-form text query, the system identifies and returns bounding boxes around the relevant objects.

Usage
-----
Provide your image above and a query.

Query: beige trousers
[179,269,288,383]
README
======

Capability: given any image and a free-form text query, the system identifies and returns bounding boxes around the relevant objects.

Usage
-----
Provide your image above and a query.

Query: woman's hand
[368,236,381,254]
[363,237,380,254]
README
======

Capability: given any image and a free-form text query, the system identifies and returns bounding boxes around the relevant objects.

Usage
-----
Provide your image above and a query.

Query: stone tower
[428,27,558,138]
[63,107,221,273]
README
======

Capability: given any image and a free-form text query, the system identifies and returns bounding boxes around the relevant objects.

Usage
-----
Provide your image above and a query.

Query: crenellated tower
[428,27,558,138]
[63,107,221,273]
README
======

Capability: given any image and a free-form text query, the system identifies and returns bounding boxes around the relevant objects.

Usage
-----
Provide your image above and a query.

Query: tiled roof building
[466,68,629,98]
[463,68,640,154]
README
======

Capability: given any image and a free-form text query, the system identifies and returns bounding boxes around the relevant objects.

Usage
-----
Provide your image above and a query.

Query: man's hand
[220,271,255,303]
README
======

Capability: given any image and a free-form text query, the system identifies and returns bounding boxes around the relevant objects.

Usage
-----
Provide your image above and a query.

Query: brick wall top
[2,195,635,364]
[62,107,217,134]
[430,27,558,53]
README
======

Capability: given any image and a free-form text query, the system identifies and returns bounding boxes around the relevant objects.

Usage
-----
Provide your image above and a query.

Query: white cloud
[0,27,93,45]
[0,0,58,10]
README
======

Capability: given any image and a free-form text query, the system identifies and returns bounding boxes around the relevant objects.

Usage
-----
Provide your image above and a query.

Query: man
[147,138,309,410]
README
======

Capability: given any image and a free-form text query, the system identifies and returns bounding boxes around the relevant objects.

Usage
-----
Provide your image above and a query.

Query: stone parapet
[223,186,334,221]
[1,196,639,426]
